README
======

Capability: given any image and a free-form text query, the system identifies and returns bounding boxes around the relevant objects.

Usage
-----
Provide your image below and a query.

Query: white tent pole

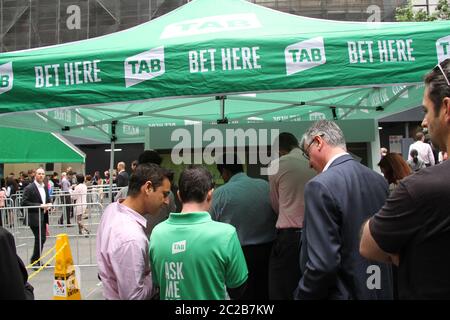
[109,121,117,201]
[109,139,115,201]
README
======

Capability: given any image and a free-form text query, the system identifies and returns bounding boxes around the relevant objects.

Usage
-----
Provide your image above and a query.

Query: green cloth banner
[0,127,85,163]
[0,0,445,142]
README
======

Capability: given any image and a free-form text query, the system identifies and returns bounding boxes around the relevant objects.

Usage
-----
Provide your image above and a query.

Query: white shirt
[323,152,349,172]
[34,180,46,204]
[408,141,435,165]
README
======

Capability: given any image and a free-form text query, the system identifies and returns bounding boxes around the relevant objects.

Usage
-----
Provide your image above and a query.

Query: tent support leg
[109,121,117,201]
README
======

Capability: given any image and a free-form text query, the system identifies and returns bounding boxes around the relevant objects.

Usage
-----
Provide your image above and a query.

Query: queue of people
[3,60,450,300]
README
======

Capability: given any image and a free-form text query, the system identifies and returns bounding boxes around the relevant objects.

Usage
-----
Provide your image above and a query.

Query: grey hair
[301,120,347,151]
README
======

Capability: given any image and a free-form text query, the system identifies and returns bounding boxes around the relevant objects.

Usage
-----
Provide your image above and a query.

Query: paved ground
[12,206,105,300]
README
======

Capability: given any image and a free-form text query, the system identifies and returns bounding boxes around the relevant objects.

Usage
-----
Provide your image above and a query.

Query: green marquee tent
[0,127,85,163]
[0,0,447,143]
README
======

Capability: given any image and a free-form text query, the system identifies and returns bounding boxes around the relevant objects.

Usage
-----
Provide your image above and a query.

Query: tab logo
[124,46,165,88]
[160,13,261,39]
[436,35,450,63]
[172,240,186,254]
[285,37,326,76]
[0,62,13,95]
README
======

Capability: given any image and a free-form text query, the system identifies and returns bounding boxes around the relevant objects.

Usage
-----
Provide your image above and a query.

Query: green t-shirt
[149,212,248,300]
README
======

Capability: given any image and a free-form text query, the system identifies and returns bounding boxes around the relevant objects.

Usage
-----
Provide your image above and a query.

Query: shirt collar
[228,172,246,183]
[116,200,147,228]
[167,212,212,224]
[323,152,349,172]
[34,180,44,188]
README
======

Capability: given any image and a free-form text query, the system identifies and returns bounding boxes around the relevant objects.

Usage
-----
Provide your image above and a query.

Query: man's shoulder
[310,159,383,184]
[404,161,449,187]
[23,182,36,192]
[209,219,237,233]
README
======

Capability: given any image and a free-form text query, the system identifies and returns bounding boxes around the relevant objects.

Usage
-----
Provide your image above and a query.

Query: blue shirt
[210,173,277,246]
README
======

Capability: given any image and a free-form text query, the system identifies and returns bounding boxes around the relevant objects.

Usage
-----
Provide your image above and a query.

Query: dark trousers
[268,228,302,300]
[240,241,273,300]
[30,224,46,264]
[59,195,72,224]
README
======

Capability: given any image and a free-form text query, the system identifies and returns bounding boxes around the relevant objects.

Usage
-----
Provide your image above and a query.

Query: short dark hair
[424,58,450,115]
[178,165,214,203]
[277,132,299,152]
[216,153,243,175]
[127,163,167,197]
[415,132,424,141]
[76,174,85,184]
[138,150,162,165]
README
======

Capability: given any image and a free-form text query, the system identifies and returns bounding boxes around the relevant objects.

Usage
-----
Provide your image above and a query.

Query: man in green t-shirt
[149,165,248,300]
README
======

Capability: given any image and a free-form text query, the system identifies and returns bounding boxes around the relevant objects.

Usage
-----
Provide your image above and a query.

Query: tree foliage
[395,0,450,21]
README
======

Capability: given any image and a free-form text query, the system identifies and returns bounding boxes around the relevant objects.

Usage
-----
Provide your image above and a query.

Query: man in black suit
[116,161,129,188]
[294,120,393,300]
[21,168,52,268]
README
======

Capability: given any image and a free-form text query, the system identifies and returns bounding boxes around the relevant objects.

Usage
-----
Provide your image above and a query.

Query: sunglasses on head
[434,59,450,86]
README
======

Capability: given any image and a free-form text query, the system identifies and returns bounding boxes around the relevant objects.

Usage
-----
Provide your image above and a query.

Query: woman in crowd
[378,152,412,192]
[407,149,426,172]
[71,174,89,236]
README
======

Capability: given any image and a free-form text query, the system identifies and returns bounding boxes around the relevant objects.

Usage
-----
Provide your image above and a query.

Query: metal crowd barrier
[1,201,104,268]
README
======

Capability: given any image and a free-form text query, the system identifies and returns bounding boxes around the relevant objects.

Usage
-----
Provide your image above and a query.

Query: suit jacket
[116,171,129,188]
[0,227,31,300]
[21,182,50,228]
[295,154,393,300]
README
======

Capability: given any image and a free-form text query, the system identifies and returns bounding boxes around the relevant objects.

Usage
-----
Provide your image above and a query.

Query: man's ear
[143,181,153,195]
[316,136,324,151]
[177,190,182,202]
[206,189,214,202]
[443,97,450,123]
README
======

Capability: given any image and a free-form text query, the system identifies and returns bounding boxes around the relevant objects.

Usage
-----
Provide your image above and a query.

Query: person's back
[408,132,435,166]
[305,157,392,299]
[407,158,426,172]
[407,149,426,172]
[149,165,248,300]
[211,173,276,246]
[150,214,246,299]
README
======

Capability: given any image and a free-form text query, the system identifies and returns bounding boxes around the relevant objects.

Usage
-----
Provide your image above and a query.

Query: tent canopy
[0,0,447,142]
[0,127,85,163]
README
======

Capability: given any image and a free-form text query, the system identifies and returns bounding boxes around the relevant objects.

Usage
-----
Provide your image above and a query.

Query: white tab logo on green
[0,62,13,95]
[172,240,186,254]
[285,37,326,76]
[124,46,165,88]
[160,14,261,39]
[436,35,450,63]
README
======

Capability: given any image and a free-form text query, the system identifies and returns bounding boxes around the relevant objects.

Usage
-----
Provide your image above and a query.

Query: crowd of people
[2,60,450,300]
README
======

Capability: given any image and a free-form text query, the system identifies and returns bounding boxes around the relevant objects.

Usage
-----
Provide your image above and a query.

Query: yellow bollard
[53,234,82,300]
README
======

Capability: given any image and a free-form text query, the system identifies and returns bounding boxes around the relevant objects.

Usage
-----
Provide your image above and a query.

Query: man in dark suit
[294,120,393,300]
[116,161,129,188]
[21,168,52,268]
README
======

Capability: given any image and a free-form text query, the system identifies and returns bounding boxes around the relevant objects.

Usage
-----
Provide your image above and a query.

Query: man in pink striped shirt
[96,163,171,300]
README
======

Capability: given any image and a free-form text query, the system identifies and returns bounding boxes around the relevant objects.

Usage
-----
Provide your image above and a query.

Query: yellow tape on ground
[26,245,57,269]
[28,244,67,281]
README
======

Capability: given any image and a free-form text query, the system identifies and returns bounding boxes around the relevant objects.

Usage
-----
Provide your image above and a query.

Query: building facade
[1,0,409,53]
